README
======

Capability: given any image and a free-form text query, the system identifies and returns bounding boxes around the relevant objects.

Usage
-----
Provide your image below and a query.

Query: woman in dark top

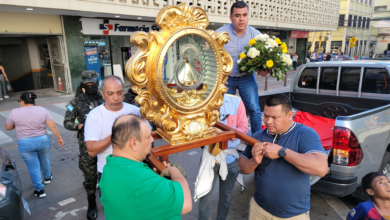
[0,62,9,100]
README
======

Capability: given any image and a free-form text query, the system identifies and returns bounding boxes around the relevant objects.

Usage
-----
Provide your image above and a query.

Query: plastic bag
[5,81,13,93]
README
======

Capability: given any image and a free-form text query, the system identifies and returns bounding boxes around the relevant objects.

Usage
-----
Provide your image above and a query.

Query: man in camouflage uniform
[123,84,139,107]
[63,71,104,220]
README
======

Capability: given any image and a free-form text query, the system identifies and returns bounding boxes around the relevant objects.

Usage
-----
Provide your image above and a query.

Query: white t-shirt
[84,103,141,173]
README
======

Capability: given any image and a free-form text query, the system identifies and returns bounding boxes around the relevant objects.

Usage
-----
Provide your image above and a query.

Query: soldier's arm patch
[350,208,356,217]
[67,104,74,112]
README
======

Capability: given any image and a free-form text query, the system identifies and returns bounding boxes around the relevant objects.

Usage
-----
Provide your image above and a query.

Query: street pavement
[0,72,362,220]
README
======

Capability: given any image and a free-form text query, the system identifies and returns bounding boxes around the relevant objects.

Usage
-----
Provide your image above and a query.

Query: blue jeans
[0,74,8,98]
[226,74,262,134]
[17,135,52,191]
[198,160,239,220]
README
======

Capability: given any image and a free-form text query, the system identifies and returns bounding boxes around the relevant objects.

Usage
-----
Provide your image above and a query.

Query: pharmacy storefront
[80,18,159,81]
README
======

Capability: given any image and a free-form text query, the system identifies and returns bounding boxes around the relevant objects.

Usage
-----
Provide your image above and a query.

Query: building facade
[373,0,390,54]
[373,0,390,20]
[1,0,341,94]
[309,0,375,57]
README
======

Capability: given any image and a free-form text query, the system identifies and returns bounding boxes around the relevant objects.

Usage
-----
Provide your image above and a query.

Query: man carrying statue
[63,71,104,220]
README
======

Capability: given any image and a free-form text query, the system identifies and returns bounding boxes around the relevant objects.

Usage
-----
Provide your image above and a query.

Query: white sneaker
[0,98,3,101]
[4,95,9,98]
[43,175,53,184]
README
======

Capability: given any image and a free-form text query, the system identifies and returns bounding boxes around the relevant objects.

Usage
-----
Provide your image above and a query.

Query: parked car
[295,60,390,198]
[261,60,390,199]
[0,146,25,220]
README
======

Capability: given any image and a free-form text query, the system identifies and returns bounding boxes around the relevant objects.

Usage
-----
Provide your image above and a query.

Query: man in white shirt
[310,52,316,61]
[84,75,141,178]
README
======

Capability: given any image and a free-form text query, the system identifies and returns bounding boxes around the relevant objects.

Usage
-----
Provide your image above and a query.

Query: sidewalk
[256,70,296,96]
[0,88,74,111]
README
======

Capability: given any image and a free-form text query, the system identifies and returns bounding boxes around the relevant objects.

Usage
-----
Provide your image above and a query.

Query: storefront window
[83,36,110,80]
[83,36,137,81]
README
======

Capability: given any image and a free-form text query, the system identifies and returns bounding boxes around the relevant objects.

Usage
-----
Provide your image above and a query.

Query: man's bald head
[100,75,124,93]
[111,114,145,149]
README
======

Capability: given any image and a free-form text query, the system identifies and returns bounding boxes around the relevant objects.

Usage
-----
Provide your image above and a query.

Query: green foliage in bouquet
[237,34,293,80]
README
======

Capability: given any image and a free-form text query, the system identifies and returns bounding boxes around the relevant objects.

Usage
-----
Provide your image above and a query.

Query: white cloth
[193,146,245,202]
[84,103,141,173]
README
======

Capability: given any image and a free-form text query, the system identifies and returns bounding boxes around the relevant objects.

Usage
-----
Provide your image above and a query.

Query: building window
[374,5,388,12]
[320,68,339,90]
[339,15,345,27]
[348,15,353,27]
[353,16,357,28]
[358,16,362,27]
[340,68,361,92]
[362,68,390,94]
[298,68,318,89]
[366,18,370,29]
[362,17,366,29]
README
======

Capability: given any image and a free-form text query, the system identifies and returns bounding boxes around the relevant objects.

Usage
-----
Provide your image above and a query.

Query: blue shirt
[216,24,261,77]
[348,200,389,220]
[241,122,326,218]
[220,94,247,164]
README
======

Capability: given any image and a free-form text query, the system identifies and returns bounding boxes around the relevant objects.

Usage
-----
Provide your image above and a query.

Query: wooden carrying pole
[147,122,260,172]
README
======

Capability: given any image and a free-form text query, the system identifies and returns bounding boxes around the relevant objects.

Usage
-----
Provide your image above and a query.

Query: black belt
[229,75,248,78]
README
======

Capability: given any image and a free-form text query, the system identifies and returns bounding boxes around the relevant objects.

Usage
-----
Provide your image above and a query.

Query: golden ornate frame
[125,3,232,144]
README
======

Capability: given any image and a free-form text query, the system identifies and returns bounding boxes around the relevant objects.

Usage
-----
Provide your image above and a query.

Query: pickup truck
[270,60,390,199]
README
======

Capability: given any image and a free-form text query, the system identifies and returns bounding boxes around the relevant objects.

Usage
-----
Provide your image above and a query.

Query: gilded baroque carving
[126,3,232,144]
[156,4,209,31]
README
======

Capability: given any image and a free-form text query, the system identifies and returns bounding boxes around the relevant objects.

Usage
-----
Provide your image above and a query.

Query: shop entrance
[0,35,71,93]
[47,36,71,94]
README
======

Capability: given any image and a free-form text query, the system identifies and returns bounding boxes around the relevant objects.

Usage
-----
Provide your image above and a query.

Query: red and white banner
[289,31,309,38]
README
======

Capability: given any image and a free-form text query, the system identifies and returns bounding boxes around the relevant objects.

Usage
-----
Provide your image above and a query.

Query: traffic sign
[349,37,357,44]
[350,43,356,47]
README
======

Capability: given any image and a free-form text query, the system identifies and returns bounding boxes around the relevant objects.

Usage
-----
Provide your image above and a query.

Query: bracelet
[58,138,62,140]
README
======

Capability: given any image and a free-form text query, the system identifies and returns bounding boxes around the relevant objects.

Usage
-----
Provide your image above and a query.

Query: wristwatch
[278,147,287,158]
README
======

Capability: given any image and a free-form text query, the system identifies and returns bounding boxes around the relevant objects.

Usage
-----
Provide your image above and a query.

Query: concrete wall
[0,39,31,81]
[0,0,340,31]
[0,12,62,34]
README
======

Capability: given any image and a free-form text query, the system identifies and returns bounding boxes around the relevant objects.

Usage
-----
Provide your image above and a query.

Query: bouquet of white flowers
[237,34,292,80]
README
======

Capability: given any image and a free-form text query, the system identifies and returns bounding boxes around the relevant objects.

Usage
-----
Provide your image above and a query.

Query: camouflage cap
[81,70,98,84]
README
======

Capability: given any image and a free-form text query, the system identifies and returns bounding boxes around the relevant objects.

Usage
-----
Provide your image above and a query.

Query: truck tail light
[0,182,7,202]
[333,127,363,166]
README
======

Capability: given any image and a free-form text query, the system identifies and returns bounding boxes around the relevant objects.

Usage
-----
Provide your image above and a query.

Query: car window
[0,148,3,166]
[340,68,361,92]
[298,67,318,89]
[362,68,390,94]
[320,67,338,90]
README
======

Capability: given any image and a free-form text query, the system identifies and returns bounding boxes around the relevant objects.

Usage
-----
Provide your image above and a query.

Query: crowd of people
[3,1,390,220]
[306,51,333,63]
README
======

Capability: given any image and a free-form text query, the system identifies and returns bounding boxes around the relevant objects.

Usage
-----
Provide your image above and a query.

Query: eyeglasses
[17,100,21,103]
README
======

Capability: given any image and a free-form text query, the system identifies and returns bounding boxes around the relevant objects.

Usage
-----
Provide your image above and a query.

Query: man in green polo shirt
[99,114,192,220]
